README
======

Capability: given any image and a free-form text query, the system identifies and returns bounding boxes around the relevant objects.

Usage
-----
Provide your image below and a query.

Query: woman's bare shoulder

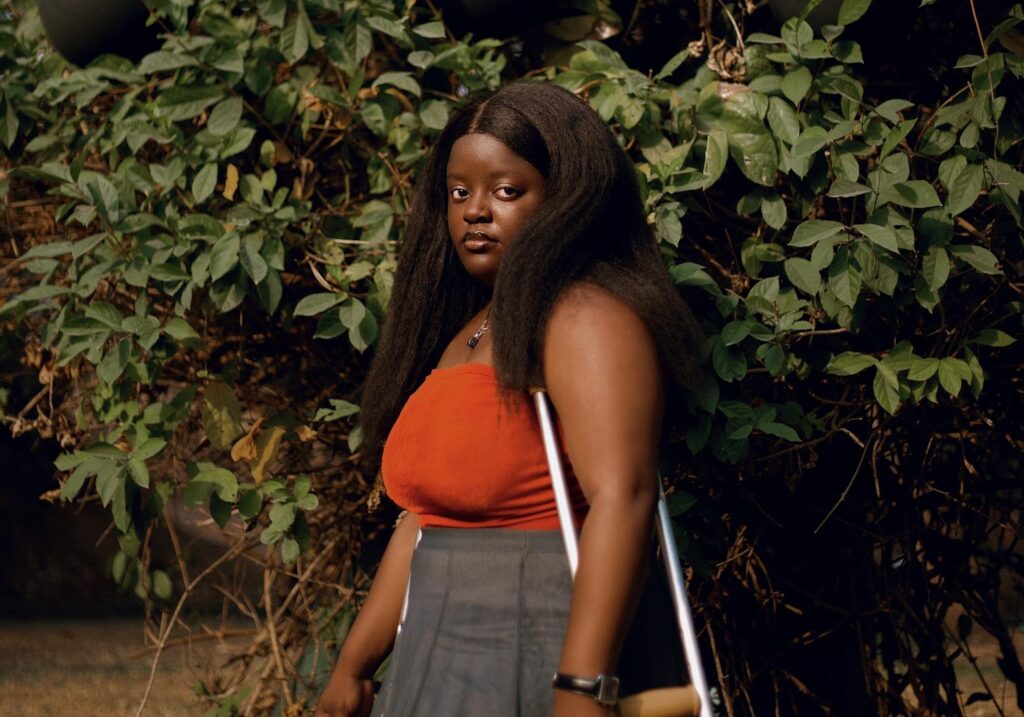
[543,282,660,383]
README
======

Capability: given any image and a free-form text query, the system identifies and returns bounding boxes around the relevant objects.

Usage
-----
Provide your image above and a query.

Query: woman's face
[446,132,546,286]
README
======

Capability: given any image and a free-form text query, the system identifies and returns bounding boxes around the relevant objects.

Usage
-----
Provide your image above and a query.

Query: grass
[0,617,1019,716]
[0,618,240,717]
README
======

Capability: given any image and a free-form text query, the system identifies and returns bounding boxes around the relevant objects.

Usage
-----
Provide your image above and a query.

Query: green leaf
[127,457,150,488]
[280,14,310,62]
[781,66,812,105]
[372,72,421,98]
[364,15,406,39]
[832,40,863,63]
[948,244,1000,275]
[921,246,950,293]
[240,235,268,284]
[712,339,747,382]
[192,163,217,204]
[1,93,18,149]
[838,0,872,25]
[419,100,449,130]
[873,363,900,414]
[238,489,263,520]
[164,317,201,345]
[339,298,367,330]
[314,399,360,422]
[854,223,899,253]
[784,257,821,295]
[827,178,872,198]
[702,131,728,187]
[655,48,690,80]
[761,193,787,229]
[185,462,239,504]
[139,51,200,74]
[155,85,225,122]
[826,351,878,376]
[210,493,232,528]
[879,118,916,162]
[720,320,750,346]
[295,292,345,317]
[151,570,173,601]
[791,126,829,159]
[890,180,941,208]
[349,310,378,353]
[96,463,126,507]
[937,358,962,396]
[412,20,445,38]
[201,381,243,451]
[828,248,862,308]
[280,536,300,564]
[907,357,940,381]
[767,97,799,145]
[946,163,984,216]
[209,233,240,281]
[134,437,166,461]
[970,329,1016,347]
[207,97,243,137]
[759,421,800,442]
[790,220,844,248]
[97,341,129,385]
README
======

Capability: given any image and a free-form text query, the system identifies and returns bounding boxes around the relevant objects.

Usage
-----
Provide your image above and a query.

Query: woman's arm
[316,511,420,717]
[543,284,666,717]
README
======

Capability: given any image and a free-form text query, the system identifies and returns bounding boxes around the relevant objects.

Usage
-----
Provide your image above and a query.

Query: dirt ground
[0,617,1019,716]
[0,618,248,717]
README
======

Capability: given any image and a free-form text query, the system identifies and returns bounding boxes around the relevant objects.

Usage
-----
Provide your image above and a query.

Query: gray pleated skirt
[370,528,573,717]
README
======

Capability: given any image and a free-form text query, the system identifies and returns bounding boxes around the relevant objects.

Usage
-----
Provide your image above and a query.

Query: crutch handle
[619,686,701,717]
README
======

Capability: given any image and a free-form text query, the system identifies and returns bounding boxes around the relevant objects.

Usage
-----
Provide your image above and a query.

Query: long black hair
[357,81,701,470]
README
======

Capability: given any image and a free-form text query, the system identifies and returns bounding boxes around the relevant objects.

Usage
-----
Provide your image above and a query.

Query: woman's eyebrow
[446,169,527,181]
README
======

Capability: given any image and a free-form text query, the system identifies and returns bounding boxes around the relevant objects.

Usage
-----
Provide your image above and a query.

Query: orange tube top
[381,363,589,529]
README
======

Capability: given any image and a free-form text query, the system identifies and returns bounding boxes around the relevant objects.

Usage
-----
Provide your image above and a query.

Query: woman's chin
[456,253,501,286]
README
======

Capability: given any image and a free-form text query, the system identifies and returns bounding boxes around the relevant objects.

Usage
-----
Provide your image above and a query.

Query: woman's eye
[496,186,521,198]
[450,188,468,200]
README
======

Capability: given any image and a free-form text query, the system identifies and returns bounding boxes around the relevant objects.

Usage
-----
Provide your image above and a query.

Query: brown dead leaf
[231,417,264,462]
[295,425,317,442]
[252,424,287,484]
[223,163,239,201]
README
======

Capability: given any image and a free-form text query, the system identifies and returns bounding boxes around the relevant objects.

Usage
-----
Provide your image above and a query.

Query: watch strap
[551,671,620,707]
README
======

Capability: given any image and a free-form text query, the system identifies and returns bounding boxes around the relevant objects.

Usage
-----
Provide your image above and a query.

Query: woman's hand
[552,689,616,717]
[314,512,419,717]
[314,670,374,717]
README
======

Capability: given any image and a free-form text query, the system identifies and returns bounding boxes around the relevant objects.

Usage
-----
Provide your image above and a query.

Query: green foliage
[2,0,1023,713]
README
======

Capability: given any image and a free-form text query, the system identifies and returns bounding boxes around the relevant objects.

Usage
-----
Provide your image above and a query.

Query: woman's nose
[463,194,492,223]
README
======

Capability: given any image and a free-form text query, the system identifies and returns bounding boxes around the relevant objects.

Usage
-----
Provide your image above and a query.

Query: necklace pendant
[467,311,490,350]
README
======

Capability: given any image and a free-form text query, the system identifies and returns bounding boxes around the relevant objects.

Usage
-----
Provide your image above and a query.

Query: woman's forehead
[446,133,542,178]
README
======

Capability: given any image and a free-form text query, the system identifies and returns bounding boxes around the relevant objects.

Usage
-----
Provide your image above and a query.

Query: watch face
[595,675,620,706]
[553,672,620,707]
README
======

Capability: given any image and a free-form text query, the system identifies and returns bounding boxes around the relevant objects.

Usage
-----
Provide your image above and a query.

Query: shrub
[2,0,1021,713]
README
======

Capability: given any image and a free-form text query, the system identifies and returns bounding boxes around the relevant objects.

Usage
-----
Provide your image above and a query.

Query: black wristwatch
[551,671,620,707]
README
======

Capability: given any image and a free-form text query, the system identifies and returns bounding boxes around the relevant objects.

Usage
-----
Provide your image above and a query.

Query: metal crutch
[531,388,712,717]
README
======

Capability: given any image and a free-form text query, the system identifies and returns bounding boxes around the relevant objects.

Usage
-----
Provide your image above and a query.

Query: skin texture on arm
[315,511,420,717]
[543,283,665,717]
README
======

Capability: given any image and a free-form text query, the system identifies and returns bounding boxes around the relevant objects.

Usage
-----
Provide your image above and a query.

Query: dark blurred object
[37,0,160,67]
[438,0,554,39]
[767,0,843,31]
[437,0,636,40]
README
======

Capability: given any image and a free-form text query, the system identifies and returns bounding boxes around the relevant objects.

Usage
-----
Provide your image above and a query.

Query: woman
[315,80,700,717]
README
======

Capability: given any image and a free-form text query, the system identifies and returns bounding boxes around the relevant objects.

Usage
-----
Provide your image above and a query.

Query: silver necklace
[467,310,491,349]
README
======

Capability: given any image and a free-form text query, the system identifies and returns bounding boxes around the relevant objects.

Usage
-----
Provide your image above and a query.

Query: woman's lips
[463,231,497,253]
